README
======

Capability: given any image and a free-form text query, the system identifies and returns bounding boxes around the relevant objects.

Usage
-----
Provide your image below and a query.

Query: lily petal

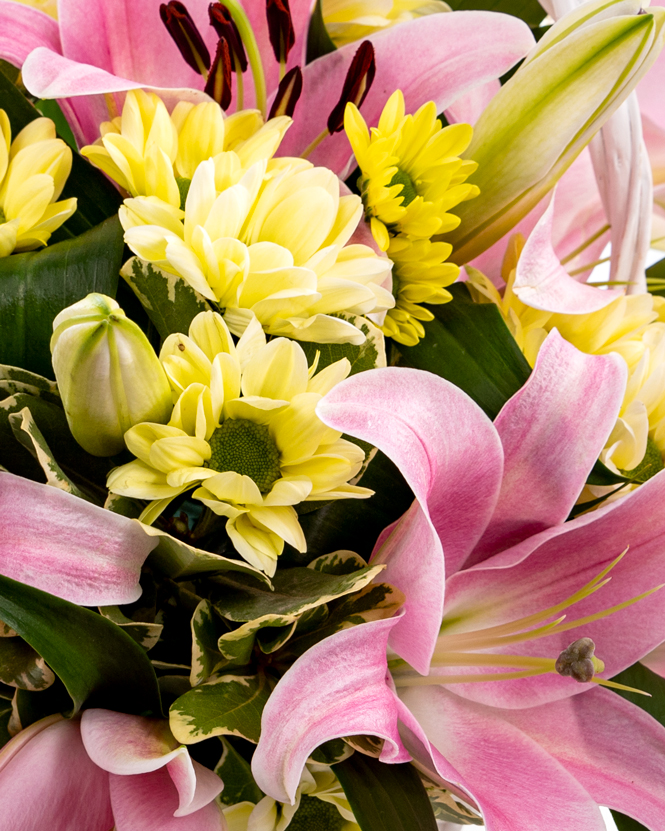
[0,472,157,605]
[0,0,61,69]
[317,367,503,672]
[468,330,626,565]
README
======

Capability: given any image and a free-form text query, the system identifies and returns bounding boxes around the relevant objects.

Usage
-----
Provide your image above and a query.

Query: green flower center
[206,418,281,493]
[389,168,418,208]
[288,795,347,831]
[620,435,665,483]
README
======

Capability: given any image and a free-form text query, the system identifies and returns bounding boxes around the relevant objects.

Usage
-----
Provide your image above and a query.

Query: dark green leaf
[34,99,77,151]
[335,753,438,831]
[306,0,337,63]
[0,216,124,378]
[0,574,161,716]
[215,737,264,805]
[0,636,55,690]
[446,0,545,29]
[121,258,211,341]
[646,255,665,296]
[612,812,648,831]
[587,459,632,486]
[399,283,532,420]
[299,315,385,376]
[0,70,121,236]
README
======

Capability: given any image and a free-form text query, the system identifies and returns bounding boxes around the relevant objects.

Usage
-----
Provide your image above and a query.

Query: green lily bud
[446,0,665,264]
[50,294,172,456]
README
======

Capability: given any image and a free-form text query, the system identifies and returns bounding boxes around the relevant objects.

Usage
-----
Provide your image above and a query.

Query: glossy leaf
[170,671,271,744]
[398,283,532,420]
[121,257,211,341]
[215,737,263,805]
[0,216,124,379]
[335,753,438,831]
[0,70,121,237]
[0,574,161,716]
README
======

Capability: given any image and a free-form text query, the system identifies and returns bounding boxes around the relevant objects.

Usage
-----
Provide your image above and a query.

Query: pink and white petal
[0,1,61,69]
[277,12,535,176]
[0,716,113,831]
[109,768,225,831]
[504,686,665,830]
[252,616,408,804]
[442,469,665,709]
[81,710,181,775]
[444,79,499,126]
[167,754,224,816]
[0,472,157,606]
[468,331,626,565]
[641,641,665,677]
[400,686,606,831]
[513,195,624,313]
[57,0,213,90]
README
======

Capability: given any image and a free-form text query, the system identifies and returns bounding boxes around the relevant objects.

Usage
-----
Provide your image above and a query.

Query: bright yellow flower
[0,112,76,257]
[13,0,57,17]
[107,311,371,574]
[322,0,448,46]
[81,90,291,208]
[119,155,394,345]
[344,89,477,345]
[468,237,665,482]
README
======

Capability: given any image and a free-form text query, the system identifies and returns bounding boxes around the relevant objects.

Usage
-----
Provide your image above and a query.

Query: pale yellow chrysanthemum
[119,156,394,345]
[13,0,57,17]
[81,90,291,208]
[467,236,665,482]
[107,311,371,574]
[0,112,76,257]
[322,0,448,47]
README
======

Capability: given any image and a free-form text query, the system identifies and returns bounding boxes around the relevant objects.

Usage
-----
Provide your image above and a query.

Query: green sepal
[335,753,438,831]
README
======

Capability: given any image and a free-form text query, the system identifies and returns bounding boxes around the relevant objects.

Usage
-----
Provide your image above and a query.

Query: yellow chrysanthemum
[344,89,478,345]
[81,90,291,208]
[322,0,448,46]
[468,236,665,483]
[119,155,394,345]
[0,112,76,257]
[107,311,371,574]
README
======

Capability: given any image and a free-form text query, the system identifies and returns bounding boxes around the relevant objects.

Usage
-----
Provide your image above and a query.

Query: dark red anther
[266,0,295,65]
[326,40,376,134]
[160,1,211,75]
[268,66,303,119]
[209,3,248,72]
[204,36,233,110]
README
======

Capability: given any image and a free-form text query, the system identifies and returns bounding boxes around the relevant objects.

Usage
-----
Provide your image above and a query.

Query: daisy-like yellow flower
[107,311,371,575]
[344,89,478,345]
[119,155,394,345]
[0,112,76,257]
[322,0,448,47]
[81,90,291,208]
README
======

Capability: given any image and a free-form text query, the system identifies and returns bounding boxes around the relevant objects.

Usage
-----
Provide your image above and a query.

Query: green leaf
[0,70,121,236]
[335,753,438,831]
[190,600,227,684]
[170,671,271,744]
[0,216,124,379]
[399,284,532,420]
[306,0,337,63]
[587,458,632,486]
[609,662,665,831]
[0,365,60,405]
[0,636,55,691]
[446,0,545,27]
[308,550,370,575]
[215,737,264,805]
[299,315,386,376]
[34,99,77,151]
[0,574,161,716]
[98,606,163,651]
[121,257,211,340]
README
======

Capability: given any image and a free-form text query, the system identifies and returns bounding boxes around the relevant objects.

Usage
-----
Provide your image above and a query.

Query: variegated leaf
[98,606,163,651]
[0,637,55,691]
[190,600,228,685]
[308,550,370,576]
[215,737,263,806]
[0,365,59,404]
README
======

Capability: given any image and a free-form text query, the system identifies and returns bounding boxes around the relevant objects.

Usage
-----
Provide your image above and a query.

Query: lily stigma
[391,549,659,695]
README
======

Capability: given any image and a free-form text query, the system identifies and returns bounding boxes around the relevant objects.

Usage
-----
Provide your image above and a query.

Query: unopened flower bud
[160,1,211,76]
[268,65,303,119]
[204,37,233,109]
[266,0,295,65]
[209,3,247,72]
[50,294,172,457]
[327,40,375,134]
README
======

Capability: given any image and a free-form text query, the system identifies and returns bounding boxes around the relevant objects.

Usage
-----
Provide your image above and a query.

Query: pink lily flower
[0,0,535,170]
[0,709,224,830]
[252,332,665,829]
[0,472,157,605]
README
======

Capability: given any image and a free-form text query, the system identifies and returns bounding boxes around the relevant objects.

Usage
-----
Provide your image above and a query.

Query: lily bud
[266,0,295,65]
[268,65,303,118]
[204,37,233,110]
[446,0,665,264]
[327,40,375,134]
[50,294,172,457]
[209,3,247,72]
[160,1,211,76]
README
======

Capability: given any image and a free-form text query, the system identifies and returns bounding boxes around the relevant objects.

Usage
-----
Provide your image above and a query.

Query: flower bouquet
[1,0,665,828]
